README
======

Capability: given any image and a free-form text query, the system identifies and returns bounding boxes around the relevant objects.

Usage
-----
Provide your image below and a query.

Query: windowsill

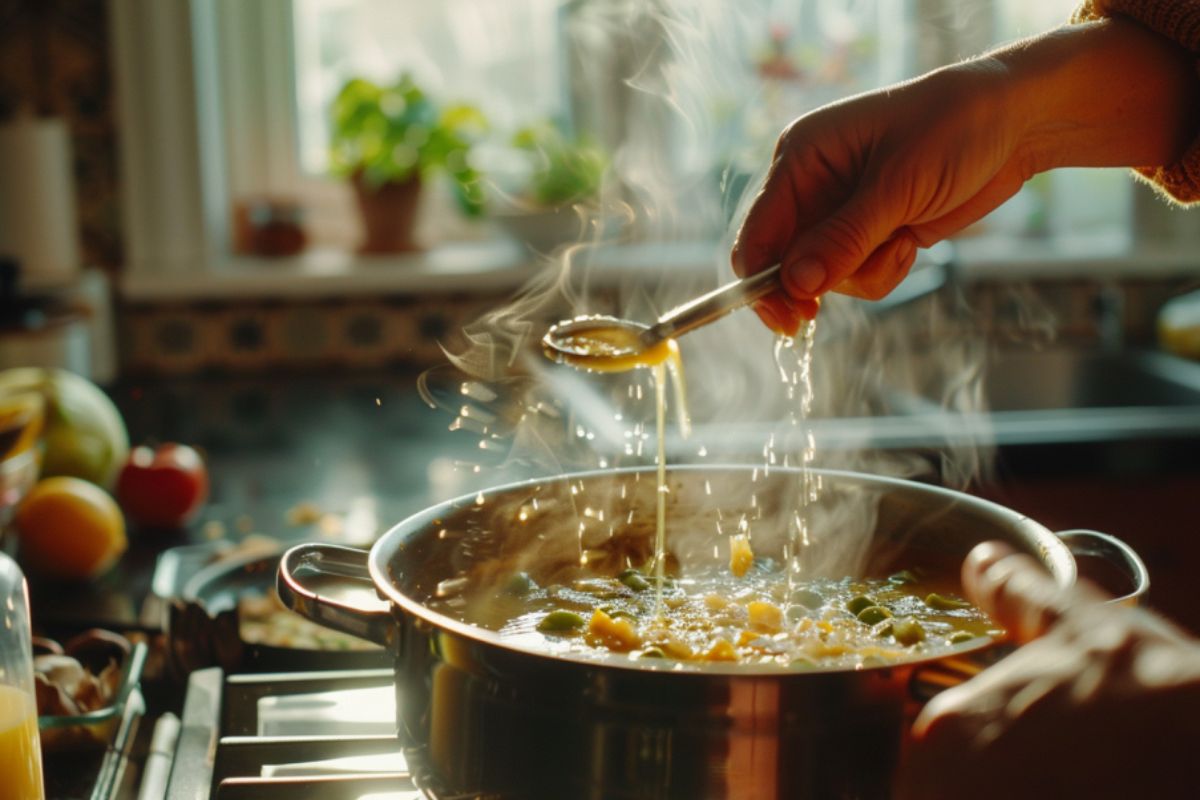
[118,232,1200,303]
[117,239,730,301]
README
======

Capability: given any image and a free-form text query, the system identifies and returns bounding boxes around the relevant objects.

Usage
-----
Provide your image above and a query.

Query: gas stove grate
[166,667,431,800]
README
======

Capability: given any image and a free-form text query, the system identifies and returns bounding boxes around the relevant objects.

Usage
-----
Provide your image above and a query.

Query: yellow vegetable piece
[729,534,754,578]
[585,609,641,652]
[747,600,783,633]
[704,638,738,662]
[703,594,729,611]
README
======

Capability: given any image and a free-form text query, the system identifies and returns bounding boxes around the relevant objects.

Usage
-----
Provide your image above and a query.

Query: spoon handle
[643,263,782,344]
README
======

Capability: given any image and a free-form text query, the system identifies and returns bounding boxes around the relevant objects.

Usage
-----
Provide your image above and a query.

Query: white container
[0,118,80,289]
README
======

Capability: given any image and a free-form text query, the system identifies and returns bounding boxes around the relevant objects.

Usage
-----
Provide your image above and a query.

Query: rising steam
[425,0,1032,579]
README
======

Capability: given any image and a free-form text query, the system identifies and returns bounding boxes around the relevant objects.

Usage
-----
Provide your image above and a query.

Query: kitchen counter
[29,368,522,632]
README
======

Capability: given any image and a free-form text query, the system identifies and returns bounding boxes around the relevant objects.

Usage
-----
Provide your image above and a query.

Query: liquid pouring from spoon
[542,263,784,370]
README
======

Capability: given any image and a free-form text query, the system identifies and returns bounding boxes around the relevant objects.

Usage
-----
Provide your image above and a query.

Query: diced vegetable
[794,589,823,609]
[618,568,651,592]
[704,638,738,662]
[856,606,893,626]
[729,534,754,578]
[887,570,918,585]
[926,593,972,611]
[947,631,975,645]
[503,572,536,596]
[846,595,876,616]
[704,594,730,611]
[586,609,641,651]
[892,618,926,646]
[747,600,783,633]
[537,610,586,632]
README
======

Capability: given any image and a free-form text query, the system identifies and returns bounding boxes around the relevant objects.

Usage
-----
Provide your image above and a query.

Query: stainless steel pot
[277,466,1147,799]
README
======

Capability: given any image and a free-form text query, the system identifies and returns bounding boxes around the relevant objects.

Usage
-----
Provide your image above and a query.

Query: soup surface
[429,557,999,669]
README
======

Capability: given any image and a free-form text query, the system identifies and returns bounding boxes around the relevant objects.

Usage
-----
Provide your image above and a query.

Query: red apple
[115,443,209,528]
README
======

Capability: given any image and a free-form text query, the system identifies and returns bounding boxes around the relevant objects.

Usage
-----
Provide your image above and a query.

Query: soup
[429,555,997,670]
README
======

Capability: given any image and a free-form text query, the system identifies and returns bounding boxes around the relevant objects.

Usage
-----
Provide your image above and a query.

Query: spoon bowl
[542,263,782,367]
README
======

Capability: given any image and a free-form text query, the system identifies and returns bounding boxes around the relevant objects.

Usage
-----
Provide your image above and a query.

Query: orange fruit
[14,477,127,580]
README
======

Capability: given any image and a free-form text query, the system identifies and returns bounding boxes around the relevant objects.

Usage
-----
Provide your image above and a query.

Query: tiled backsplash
[119,293,511,375]
[116,274,1199,377]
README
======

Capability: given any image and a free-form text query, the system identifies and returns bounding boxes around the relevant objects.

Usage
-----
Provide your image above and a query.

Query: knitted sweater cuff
[1074,0,1200,203]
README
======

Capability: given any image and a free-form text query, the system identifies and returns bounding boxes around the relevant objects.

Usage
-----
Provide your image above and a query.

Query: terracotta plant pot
[351,172,422,253]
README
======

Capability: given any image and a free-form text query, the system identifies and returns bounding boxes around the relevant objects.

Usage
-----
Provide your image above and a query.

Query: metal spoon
[543,263,782,359]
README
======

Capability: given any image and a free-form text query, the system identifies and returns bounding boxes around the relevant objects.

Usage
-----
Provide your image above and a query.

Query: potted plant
[330,75,487,253]
[492,120,608,252]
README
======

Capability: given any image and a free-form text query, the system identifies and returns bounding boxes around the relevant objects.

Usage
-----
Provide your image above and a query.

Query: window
[112,0,1136,281]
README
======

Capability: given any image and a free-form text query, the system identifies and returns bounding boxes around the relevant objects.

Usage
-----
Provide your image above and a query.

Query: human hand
[732,60,1031,335]
[733,19,1200,336]
[899,541,1200,799]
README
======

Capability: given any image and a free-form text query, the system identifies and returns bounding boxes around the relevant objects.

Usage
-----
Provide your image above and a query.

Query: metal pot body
[279,466,1146,799]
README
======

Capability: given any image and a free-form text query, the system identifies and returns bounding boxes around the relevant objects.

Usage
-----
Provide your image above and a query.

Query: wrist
[990,18,1200,172]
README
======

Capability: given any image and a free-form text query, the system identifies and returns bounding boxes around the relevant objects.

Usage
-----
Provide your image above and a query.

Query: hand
[733,60,1030,335]
[899,541,1200,799]
[733,18,1200,336]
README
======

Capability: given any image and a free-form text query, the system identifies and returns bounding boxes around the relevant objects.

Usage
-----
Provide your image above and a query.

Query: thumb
[961,542,1109,644]
[778,190,899,300]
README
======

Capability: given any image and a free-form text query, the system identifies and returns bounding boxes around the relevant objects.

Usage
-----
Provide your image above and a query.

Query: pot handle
[276,543,394,648]
[1056,529,1150,606]
[911,529,1151,702]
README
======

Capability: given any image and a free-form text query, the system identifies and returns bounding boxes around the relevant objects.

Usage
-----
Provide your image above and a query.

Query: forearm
[989,17,1200,173]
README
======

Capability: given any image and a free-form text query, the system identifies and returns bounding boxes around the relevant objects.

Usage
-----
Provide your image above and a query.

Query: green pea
[794,589,824,609]
[856,605,893,625]
[640,646,666,659]
[598,604,638,622]
[888,570,918,586]
[846,595,876,616]
[872,619,894,638]
[503,571,536,596]
[537,610,586,632]
[947,631,976,645]
[618,568,651,592]
[926,593,972,611]
[892,618,926,646]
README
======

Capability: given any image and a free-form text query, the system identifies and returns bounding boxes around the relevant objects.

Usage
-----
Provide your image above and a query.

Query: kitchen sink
[656,346,1200,460]
[887,346,1200,450]
[980,348,1200,412]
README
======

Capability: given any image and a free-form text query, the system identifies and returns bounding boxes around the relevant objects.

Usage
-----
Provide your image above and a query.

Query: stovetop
[166,667,432,800]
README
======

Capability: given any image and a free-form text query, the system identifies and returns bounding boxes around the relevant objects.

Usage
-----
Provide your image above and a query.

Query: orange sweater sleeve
[1074,0,1200,203]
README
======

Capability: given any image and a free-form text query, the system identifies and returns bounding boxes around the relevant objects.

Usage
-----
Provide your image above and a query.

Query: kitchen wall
[0,0,122,270]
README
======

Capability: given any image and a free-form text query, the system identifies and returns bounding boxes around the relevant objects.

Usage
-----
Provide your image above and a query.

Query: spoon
[543,263,782,362]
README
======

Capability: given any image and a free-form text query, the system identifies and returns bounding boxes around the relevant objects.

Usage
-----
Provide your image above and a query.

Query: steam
[426,0,1035,580]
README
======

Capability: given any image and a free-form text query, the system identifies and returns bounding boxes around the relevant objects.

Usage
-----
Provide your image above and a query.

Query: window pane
[292,0,564,176]
[285,0,1129,245]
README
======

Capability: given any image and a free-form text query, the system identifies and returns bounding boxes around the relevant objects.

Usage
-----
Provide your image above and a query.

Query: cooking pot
[277,466,1147,799]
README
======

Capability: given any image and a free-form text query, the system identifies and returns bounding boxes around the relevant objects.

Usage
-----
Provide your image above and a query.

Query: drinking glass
[0,553,45,800]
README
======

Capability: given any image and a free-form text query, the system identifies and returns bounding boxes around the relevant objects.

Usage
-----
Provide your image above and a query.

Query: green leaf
[327,73,487,205]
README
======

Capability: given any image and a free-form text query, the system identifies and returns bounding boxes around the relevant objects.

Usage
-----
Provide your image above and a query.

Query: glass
[0,553,45,800]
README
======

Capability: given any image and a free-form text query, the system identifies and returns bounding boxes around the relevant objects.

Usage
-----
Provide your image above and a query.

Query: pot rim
[366,464,1074,676]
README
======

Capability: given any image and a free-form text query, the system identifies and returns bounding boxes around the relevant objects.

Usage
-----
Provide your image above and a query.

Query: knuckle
[820,213,873,262]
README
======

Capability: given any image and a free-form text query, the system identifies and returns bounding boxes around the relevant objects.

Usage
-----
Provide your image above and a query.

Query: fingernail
[788,258,826,295]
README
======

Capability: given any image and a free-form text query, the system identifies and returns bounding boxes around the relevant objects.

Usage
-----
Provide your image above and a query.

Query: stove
[165,667,436,800]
